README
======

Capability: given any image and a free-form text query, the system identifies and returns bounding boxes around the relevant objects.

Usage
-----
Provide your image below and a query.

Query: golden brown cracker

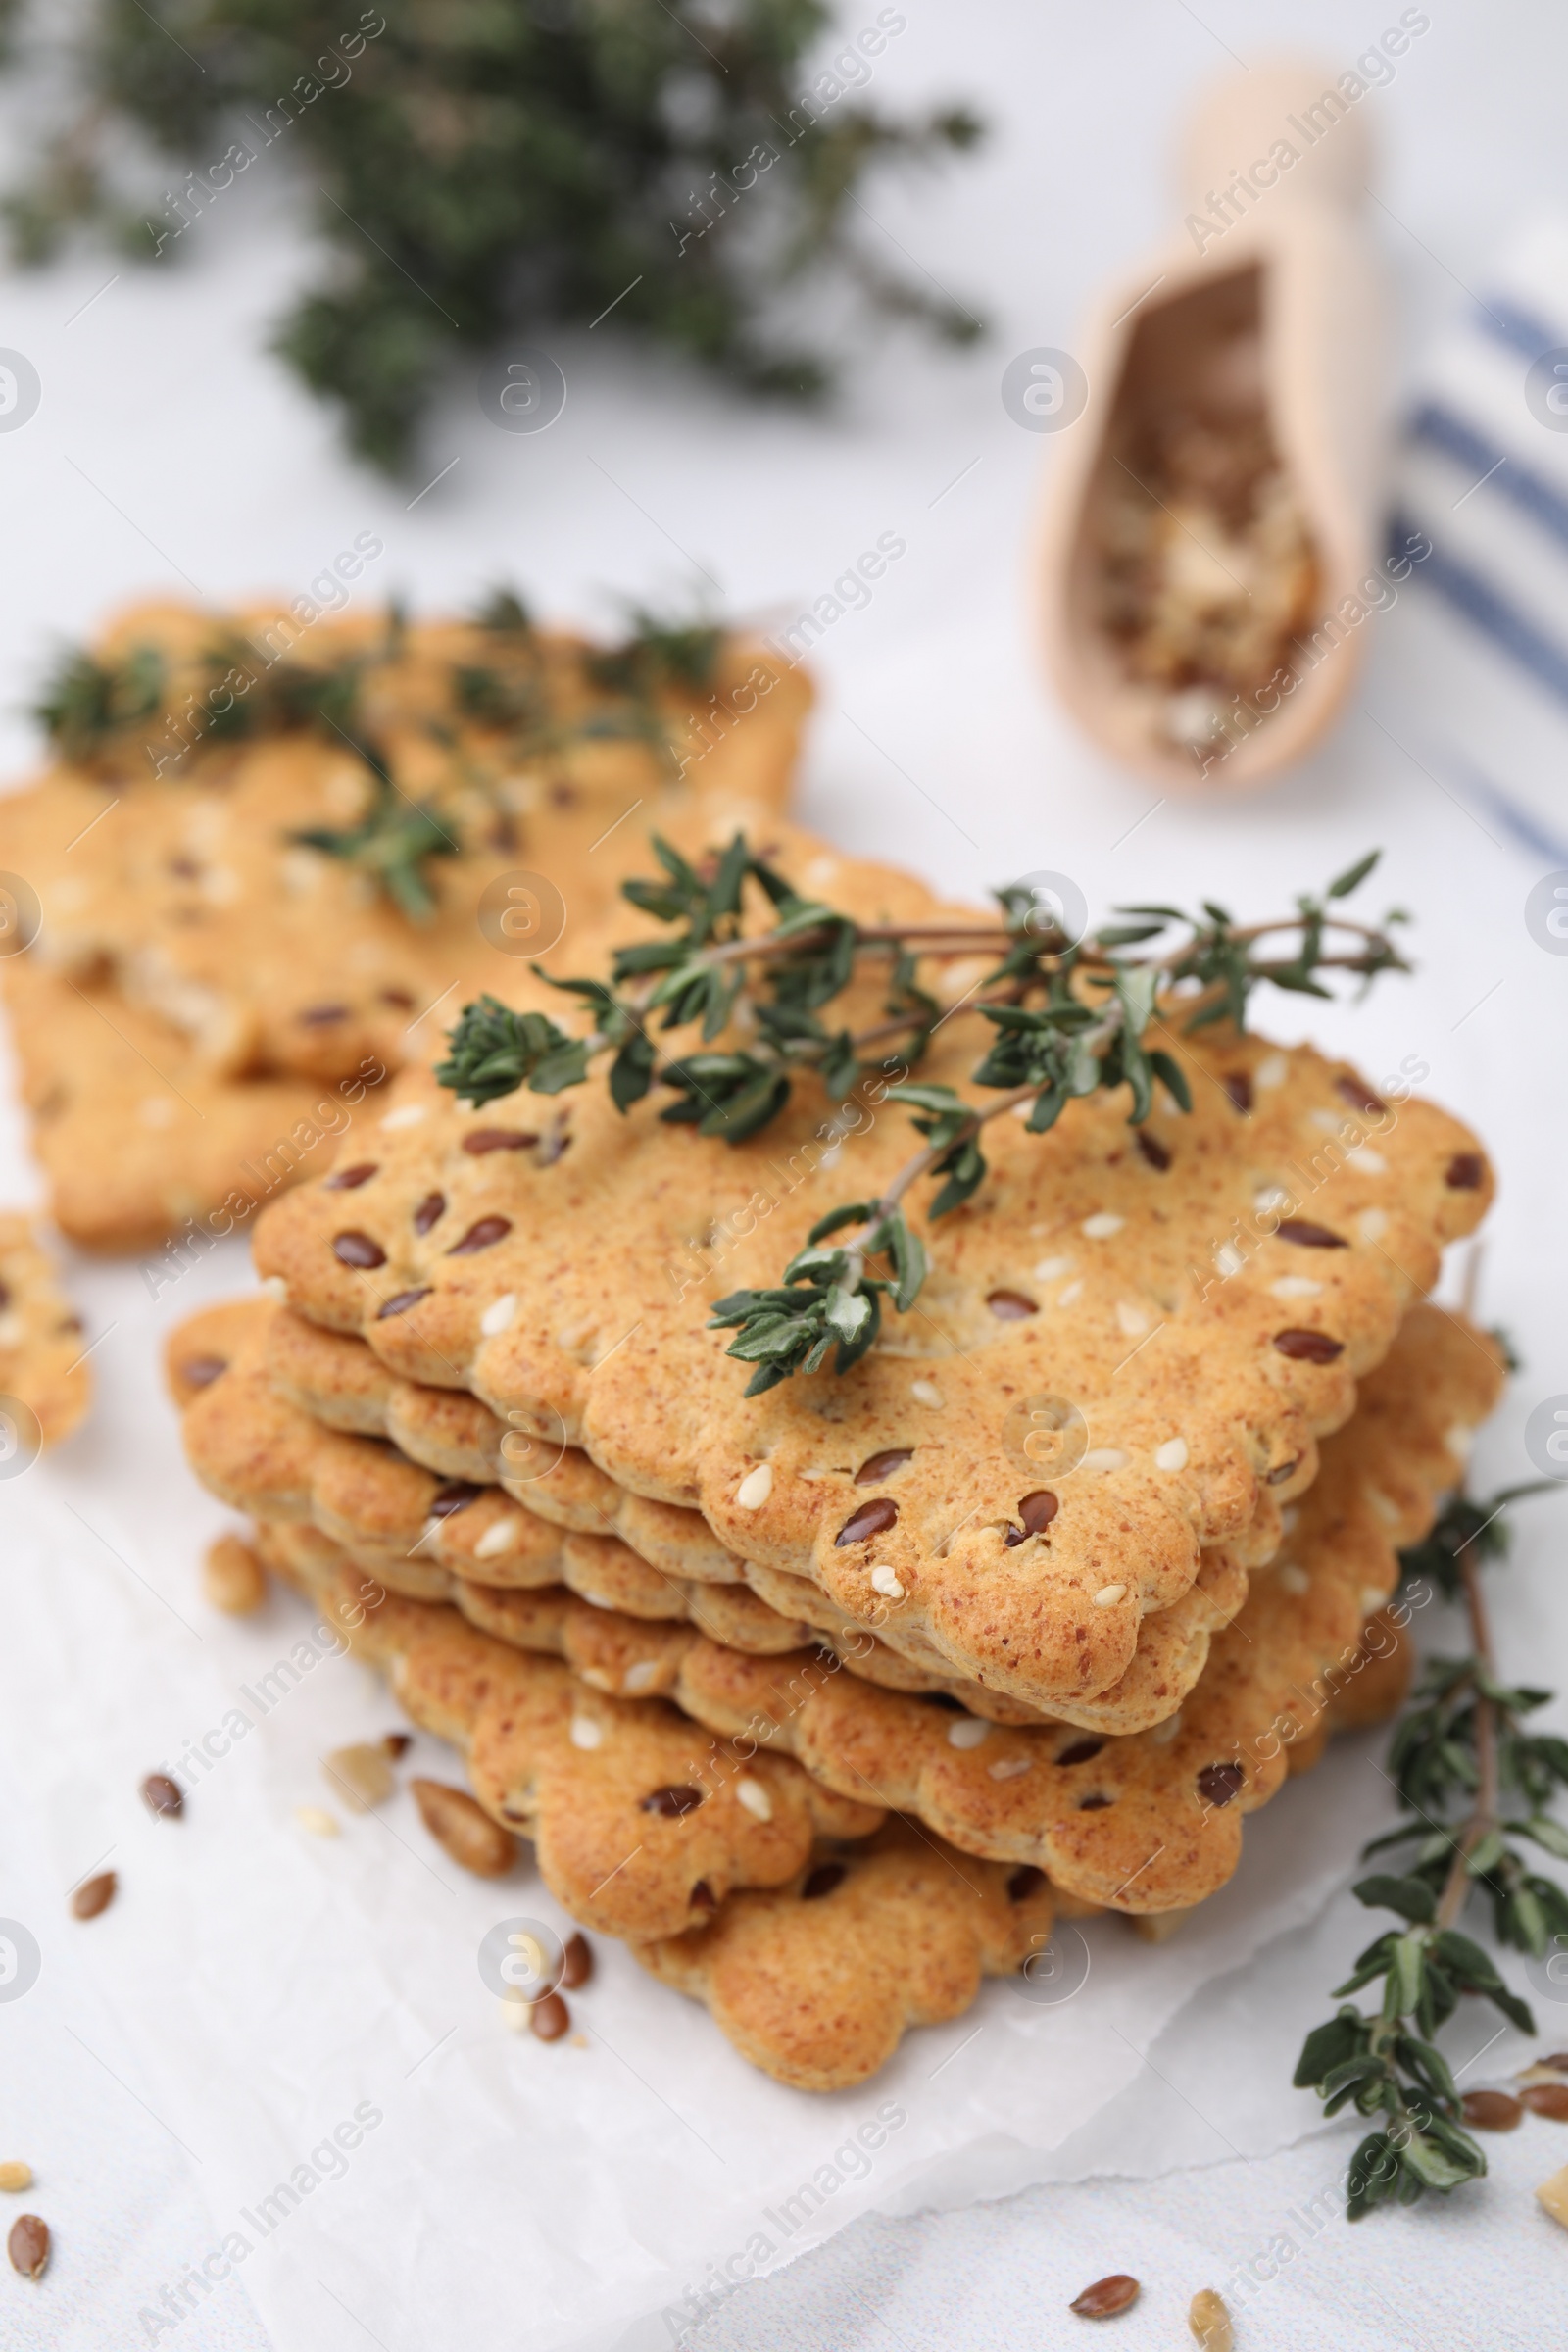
[1,600,808,1083]
[0,956,384,1253]
[254,820,1489,1712]
[0,1213,91,1447]
[659,1305,1503,1913]
[283,1543,882,1939]
[634,1817,1063,2091]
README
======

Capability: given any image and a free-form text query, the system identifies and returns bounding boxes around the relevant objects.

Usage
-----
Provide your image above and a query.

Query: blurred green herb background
[0,0,982,470]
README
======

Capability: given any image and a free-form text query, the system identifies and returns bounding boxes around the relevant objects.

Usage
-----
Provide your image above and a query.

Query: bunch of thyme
[435,835,1409,1387]
[1,0,983,470]
[1295,1474,1564,2216]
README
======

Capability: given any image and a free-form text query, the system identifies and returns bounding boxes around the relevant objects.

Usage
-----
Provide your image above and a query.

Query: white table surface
[3,4,1568,2345]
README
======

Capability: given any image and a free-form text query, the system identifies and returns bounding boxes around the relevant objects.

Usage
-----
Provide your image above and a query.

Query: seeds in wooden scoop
[71,1872,116,1921]
[1070,2273,1139,2318]
[411,1779,515,1878]
[8,2213,49,2278]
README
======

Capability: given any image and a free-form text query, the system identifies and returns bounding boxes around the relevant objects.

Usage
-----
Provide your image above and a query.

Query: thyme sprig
[1294,1479,1564,2217]
[291,737,457,921]
[32,642,165,766]
[434,834,1409,1388]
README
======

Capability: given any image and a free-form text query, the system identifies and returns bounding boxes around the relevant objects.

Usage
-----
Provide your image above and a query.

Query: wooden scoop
[1036,60,1390,792]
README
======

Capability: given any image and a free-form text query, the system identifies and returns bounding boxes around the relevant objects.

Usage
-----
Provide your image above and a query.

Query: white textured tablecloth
[4,3,1568,2345]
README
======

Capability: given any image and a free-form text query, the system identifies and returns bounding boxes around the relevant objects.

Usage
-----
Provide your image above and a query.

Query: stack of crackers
[0,596,808,1250]
[166,823,1501,2090]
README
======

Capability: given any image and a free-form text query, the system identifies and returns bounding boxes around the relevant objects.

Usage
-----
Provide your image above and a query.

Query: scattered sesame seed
[870,1564,906,1600]
[1278,1564,1310,1595]
[1032,1255,1074,1282]
[480,1293,517,1336]
[1309,1107,1344,1133]
[379,1102,427,1130]
[1057,1280,1084,1305]
[475,1516,523,1559]
[1214,1242,1245,1278]
[947,1718,991,1749]
[1254,1185,1291,1212]
[911,1380,944,1408]
[988,1754,1033,1781]
[1154,1437,1188,1472]
[1081,1447,1128,1474]
[568,1716,603,1750]
[1347,1147,1387,1174]
[1359,1585,1387,1617]
[1149,1711,1183,1743]
[1271,1276,1322,1298]
[736,1777,773,1822]
[1255,1053,1288,1089]
[734,1463,773,1509]
[294,1806,339,1838]
[622,1660,661,1694]
[1093,1582,1127,1607]
[1358,1207,1390,1242]
[1082,1212,1124,1239]
[1446,1424,1476,1461]
[1116,1301,1152,1337]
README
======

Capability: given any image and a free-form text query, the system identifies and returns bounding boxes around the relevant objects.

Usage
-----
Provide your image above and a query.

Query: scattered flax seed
[1070,2273,1139,2318]
[294,1806,340,1838]
[202,1532,267,1614]
[381,1733,413,1760]
[140,1772,183,1820]
[1522,2083,1568,2122]
[1189,2287,1233,2349]
[8,2214,49,2279]
[411,1779,515,1878]
[1462,2090,1523,2132]
[71,1872,116,1921]
[561,1933,593,1989]
[323,1742,395,1813]
[530,1990,570,2041]
[0,2164,32,2193]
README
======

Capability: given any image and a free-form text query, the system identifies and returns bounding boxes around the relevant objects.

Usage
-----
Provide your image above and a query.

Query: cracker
[0,600,807,1084]
[271,1539,882,1939]
[0,956,381,1253]
[0,1213,91,1447]
[172,1295,1262,1727]
[268,1521,1061,2088]
[256,1298,1236,1725]
[633,1817,1066,2091]
[173,1298,1056,1715]
[262,1299,746,1580]
[657,1304,1503,1912]
[253,826,1491,1713]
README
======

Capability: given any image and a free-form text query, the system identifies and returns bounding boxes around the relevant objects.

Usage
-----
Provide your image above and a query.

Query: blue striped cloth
[1390,218,1568,860]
